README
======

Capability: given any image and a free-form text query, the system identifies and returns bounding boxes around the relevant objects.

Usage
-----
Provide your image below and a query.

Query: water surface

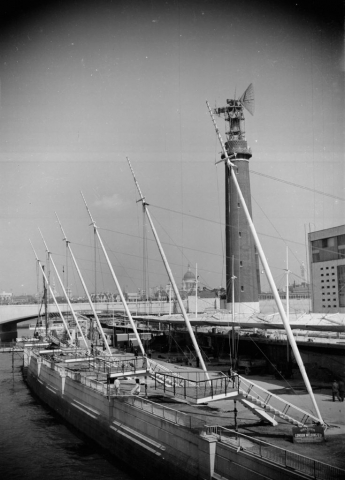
[0,353,136,479]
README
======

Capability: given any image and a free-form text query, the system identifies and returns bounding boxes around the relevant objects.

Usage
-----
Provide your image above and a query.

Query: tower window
[240,261,243,267]
[237,203,240,208]
[239,232,242,237]
[241,286,244,292]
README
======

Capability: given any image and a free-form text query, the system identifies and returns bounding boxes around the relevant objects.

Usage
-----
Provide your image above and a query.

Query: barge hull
[24,352,215,480]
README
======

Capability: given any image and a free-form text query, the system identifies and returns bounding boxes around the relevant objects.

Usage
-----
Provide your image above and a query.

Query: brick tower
[214,84,260,313]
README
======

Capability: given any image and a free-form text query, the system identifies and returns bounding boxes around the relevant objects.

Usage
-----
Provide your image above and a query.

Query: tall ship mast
[214,84,260,313]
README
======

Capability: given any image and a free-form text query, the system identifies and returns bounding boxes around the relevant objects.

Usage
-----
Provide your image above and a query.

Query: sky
[0,0,343,297]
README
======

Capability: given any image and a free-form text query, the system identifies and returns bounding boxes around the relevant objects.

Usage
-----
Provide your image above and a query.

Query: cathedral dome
[183,264,195,282]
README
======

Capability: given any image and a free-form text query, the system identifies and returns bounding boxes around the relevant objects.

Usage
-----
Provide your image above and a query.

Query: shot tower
[214,84,260,313]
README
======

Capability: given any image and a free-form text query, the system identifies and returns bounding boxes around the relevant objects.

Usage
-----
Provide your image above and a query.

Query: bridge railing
[206,425,345,480]
[120,395,206,430]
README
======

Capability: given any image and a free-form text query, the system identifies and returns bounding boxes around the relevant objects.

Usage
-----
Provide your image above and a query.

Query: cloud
[94,193,123,210]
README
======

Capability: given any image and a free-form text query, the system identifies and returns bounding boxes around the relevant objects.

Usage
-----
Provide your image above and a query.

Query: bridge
[0,301,172,327]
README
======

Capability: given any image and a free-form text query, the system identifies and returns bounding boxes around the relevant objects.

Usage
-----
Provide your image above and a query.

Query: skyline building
[309,224,345,313]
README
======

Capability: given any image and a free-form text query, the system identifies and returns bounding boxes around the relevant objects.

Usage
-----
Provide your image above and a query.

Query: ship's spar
[206,100,324,425]
[126,157,210,380]
[29,240,74,345]
[81,191,146,357]
[55,213,112,356]
[38,229,89,352]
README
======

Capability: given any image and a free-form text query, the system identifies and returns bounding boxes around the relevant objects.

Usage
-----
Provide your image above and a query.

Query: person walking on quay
[338,379,345,402]
[332,379,340,402]
[131,378,141,396]
[114,378,120,396]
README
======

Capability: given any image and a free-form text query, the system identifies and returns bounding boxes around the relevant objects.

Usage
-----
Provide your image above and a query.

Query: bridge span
[0,301,172,326]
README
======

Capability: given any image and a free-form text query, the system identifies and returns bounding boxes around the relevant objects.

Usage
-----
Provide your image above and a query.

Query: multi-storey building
[308,225,345,313]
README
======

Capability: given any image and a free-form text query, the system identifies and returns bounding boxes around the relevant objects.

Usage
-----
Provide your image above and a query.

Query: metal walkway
[149,365,321,428]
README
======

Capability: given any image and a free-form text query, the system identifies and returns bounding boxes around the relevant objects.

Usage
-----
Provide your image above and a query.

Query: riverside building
[309,225,345,313]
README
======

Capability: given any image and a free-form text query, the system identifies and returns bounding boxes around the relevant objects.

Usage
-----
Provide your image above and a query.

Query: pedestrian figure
[114,378,120,396]
[131,378,141,395]
[332,380,340,402]
[134,348,138,358]
[338,379,345,402]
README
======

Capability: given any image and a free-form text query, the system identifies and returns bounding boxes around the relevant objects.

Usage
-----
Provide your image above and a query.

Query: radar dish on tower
[239,83,255,116]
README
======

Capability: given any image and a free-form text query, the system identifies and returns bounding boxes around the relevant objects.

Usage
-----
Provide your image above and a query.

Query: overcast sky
[0,0,343,297]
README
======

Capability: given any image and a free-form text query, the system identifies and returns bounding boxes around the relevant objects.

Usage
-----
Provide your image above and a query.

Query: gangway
[236,374,322,427]
[152,370,323,428]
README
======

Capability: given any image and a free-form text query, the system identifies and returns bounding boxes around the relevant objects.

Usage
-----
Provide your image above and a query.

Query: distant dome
[183,264,195,282]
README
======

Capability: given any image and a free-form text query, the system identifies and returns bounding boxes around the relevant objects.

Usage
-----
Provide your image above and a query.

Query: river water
[0,353,136,480]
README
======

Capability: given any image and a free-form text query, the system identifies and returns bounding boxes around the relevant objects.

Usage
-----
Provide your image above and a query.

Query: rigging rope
[249,170,344,202]
[251,195,303,267]
[246,334,298,394]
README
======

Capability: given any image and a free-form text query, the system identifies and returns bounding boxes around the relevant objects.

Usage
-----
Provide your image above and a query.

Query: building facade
[308,225,345,313]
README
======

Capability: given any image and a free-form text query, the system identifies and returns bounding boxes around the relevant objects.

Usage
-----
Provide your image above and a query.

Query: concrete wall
[188,297,220,314]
